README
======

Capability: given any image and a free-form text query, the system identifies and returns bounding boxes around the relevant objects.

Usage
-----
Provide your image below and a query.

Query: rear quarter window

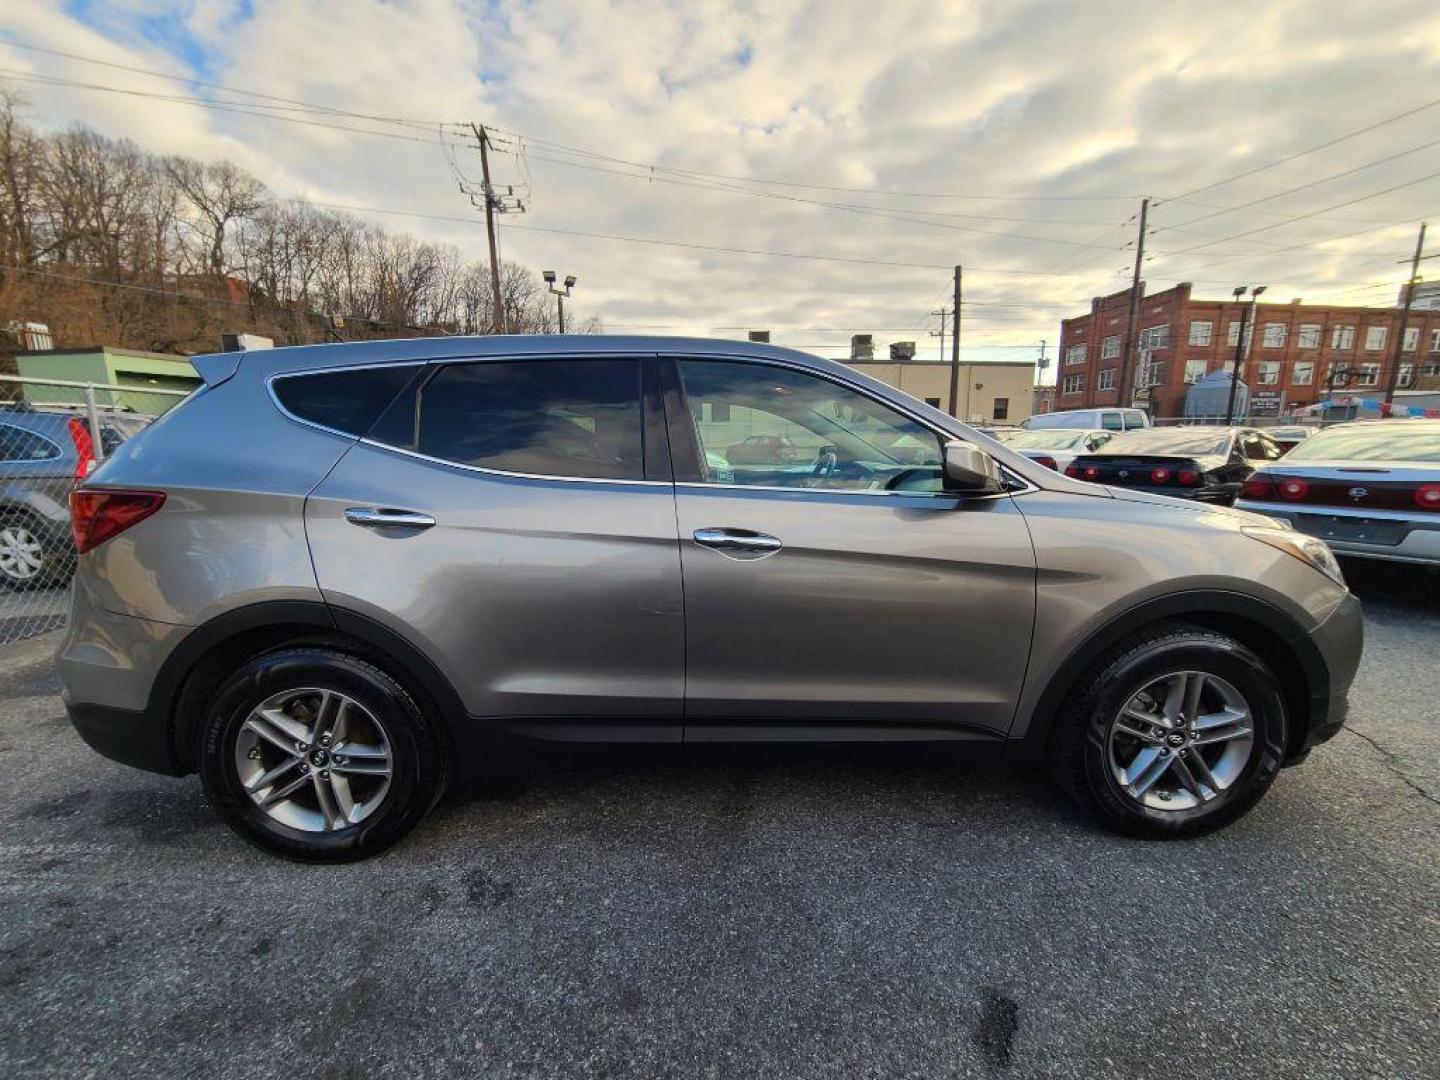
[272,366,418,437]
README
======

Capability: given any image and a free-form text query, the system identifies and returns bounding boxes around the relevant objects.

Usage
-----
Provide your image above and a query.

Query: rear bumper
[1235,500,1440,566]
[64,698,179,775]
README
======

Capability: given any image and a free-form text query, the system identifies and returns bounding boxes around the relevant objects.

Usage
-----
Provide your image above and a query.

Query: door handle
[344,507,436,530]
[692,527,782,560]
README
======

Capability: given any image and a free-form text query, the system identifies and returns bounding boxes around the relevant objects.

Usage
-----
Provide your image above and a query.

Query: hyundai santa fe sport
[58,337,1363,861]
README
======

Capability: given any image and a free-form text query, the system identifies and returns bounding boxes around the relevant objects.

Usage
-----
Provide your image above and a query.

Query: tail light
[1083,466,1101,480]
[1150,467,1171,484]
[66,417,97,481]
[1177,469,1200,487]
[69,489,166,554]
[1240,475,1275,500]
[1278,477,1310,501]
[1415,484,1440,511]
[1031,455,1058,470]
[1064,464,1081,478]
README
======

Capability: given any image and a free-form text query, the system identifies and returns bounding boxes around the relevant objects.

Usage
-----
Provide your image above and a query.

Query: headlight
[1241,526,1346,587]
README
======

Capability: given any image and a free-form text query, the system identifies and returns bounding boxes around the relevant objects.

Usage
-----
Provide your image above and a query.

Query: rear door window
[1101,412,1124,431]
[407,359,644,480]
[272,366,418,436]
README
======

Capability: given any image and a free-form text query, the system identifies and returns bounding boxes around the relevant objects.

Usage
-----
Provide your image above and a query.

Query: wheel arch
[154,600,466,775]
[1007,590,1328,768]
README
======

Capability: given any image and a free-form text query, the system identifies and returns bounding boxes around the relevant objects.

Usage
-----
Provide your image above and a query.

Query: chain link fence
[0,375,189,649]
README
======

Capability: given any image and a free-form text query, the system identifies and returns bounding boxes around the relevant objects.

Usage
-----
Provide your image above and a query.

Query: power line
[1153,135,1440,235]
[1162,91,1440,203]
[0,40,453,128]
[0,70,454,146]
[1150,173,1440,261]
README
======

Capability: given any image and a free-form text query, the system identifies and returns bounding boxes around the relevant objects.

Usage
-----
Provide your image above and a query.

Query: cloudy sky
[3,0,1439,374]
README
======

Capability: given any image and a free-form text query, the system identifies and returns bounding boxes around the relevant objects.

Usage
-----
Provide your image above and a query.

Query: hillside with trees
[0,88,584,356]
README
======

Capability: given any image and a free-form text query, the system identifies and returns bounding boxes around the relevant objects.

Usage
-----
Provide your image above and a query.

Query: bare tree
[165,157,266,278]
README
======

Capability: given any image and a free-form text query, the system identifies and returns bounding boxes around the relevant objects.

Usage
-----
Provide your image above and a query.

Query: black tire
[1048,624,1287,839]
[198,647,449,862]
[0,509,74,591]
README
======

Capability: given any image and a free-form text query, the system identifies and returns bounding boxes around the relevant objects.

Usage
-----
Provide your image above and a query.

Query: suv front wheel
[1049,625,1288,838]
[199,646,449,861]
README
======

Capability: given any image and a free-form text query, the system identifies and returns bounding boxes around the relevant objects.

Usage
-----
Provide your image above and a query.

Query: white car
[1234,420,1440,565]
[1003,428,1116,471]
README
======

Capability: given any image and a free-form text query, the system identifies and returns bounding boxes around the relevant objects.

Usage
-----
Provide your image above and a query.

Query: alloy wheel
[0,524,45,583]
[234,687,394,832]
[1107,670,1255,811]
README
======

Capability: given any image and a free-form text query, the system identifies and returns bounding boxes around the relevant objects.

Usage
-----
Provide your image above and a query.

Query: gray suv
[58,337,1362,860]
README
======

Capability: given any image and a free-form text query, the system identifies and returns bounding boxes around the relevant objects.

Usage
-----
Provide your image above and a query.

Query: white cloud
[3,0,1439,363]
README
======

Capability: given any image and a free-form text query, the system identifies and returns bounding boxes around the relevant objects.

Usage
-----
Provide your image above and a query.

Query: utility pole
[1116,197,1150,408]
[929,308,948,370]
[947,265,962,417]
[472,123,507,334]
[1383,222,1428,406]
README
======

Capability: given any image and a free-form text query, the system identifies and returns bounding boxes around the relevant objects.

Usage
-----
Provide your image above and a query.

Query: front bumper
[1290,589,1363,761]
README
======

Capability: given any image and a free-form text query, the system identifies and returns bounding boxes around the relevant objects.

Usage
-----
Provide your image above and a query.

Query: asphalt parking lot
[2,562,1437,1079]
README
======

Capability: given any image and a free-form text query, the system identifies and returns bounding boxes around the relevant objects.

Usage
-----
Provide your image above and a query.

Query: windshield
[1007,429,1084,450]
[1097,429,1230,456]
[1285,425,1440,463]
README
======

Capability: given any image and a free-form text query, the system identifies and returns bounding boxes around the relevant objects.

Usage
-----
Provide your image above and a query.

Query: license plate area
[1295,515,1408,546]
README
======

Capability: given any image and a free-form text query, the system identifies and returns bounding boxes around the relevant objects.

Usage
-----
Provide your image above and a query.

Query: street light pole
[1223,285,1265,425]
[543,271,577,333]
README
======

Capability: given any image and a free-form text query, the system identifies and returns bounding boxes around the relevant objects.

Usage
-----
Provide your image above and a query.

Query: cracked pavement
[1,560,1437,1079]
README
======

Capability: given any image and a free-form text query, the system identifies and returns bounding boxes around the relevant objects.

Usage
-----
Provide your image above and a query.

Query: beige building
[843,359,1036,424]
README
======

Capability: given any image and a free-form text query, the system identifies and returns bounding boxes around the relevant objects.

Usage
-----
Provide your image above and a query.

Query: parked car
[1024,407,1150,432]
[1266,425,1316,454]
[0,407,142,589]
[1234,420,1440,565]
[1004,428,1114,471]
[725,433,798,465]
[59,337,1360,860]
[974,425,1021,442]
[1065,425,1283,505]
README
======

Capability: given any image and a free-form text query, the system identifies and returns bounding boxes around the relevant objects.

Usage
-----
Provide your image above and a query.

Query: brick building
[1055,282,1440,418]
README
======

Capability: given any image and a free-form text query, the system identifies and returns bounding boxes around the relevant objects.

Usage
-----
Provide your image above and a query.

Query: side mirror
[943,442,1003,494]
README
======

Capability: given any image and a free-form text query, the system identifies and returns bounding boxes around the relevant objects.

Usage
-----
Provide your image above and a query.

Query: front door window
[678,360,944,493]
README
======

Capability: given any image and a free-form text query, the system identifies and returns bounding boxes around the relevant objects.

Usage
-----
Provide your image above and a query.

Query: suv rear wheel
[1049,625,1287,838]
[198,646,448,861]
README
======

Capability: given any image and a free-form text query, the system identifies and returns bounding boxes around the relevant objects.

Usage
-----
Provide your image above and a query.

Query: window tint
[0,424,60,463]
[412,360,643,480]
[273,366,416,436]
[1101,412,1123,430]
[678,360,944,493]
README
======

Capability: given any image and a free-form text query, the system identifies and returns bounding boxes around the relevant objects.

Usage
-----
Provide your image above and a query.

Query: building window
[1066,344,1087,365]
[1364,326,1387,351]
[1431,328,1440,353]
[1293,361,1314,386]
[1399,364,1414,388]
[1403,327,1420,352]
[1184,359,1207,383]
[1297,324,1321,349]
[1256,361,1281,385]
[1332,325,1356,350]
[1137,324,1168,350]
[1101,335,1120,359]
[1227,320,1254,349]
[924,396,941,407]
[1355,363,1380,387]
[1188,321,1212,346]
[1143,361,1165,388]
[1262,323,1286,349]
[1097,369,1116,391]
[1062,373,1085,394]
[992,397,1010,421]
[1423,362,1440,377]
